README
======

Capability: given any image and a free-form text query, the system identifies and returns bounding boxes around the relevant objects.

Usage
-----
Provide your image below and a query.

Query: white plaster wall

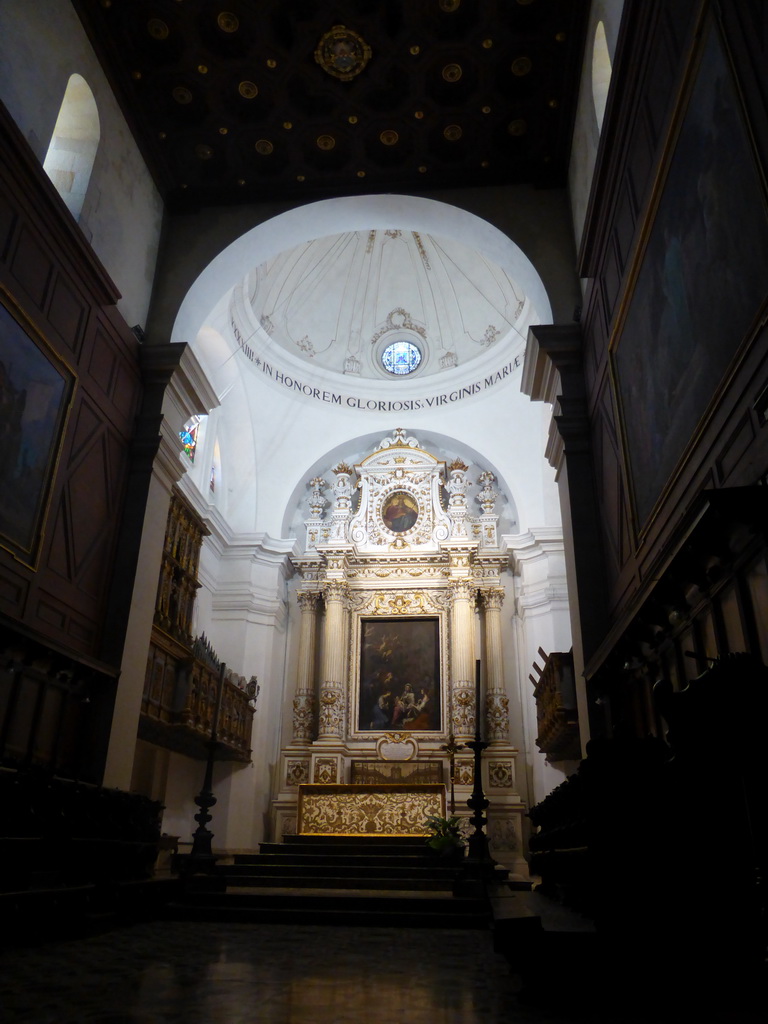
[507,531,574,807]
[202,551,293,849]
[160,753,209,845]
[0,0,163,329]
[569,0,626,259]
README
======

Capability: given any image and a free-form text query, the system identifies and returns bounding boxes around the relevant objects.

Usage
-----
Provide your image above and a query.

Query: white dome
[238,229,530,381]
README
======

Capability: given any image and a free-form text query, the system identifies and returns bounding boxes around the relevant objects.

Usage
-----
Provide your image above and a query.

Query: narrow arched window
[592,21,612,132]
[43,74,100,221]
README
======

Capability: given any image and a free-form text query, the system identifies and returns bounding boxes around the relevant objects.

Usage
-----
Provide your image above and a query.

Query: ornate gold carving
[481,588,505,610]
[371,592,428,616]
[315,25,372,81]
[323,580,348,603]
[297,590,321,612]
[286,760,310,786]
[486,692,510,741]
[298,784,444,835]
[292,692,315,741]
[489,760,513,788]
[452,686,476,736]
[313,758,338,783]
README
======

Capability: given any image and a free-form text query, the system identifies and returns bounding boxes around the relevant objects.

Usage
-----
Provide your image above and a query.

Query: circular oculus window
[381,340,422,375]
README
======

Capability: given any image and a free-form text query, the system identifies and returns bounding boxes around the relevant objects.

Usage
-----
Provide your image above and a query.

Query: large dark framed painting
[358,617,441,732]
[612,16,768,531]
[0,292,75,566]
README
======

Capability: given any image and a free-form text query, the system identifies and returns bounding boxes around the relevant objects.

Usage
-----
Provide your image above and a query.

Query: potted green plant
[423,814,466,859]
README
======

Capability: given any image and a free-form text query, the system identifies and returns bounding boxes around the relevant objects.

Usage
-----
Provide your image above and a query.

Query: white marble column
[317,581,348,741]
[450,578,477,740]
[292,590,320,744]
[482,588,510,744]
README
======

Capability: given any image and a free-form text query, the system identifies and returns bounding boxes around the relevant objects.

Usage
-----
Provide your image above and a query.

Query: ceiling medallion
[238,80,258,99]
[315,25,372,81]
[172,86,193,105]
[254,139,274,155]
[147,19,169,40]
[507,118,527,136]
[195,144,214,160]
[443,124,462,141]
[317,134,336,150]
[442,63,462,83]
[511,56,533,76]
[380,130,399,146]
[217,12,239,33]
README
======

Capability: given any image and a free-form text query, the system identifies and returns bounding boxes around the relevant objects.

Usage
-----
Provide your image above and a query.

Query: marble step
[166,886,489,929]
[219,872,454,891]
[228,852,455,871]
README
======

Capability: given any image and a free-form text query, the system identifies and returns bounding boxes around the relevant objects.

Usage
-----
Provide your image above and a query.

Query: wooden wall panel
[578,0,768,649]
[9,226,53,310]
[0,100,143,668]
[47,273,87,358]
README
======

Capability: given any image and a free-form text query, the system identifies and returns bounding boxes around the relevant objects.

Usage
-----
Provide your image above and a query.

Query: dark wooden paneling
[9,226,53,309]
[47,273,87,358]
[579,0,768,639]
[0,99,143,667]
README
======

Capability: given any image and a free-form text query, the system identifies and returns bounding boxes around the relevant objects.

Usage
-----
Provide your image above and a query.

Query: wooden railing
[140,636,254,762]
[529,648,580,762]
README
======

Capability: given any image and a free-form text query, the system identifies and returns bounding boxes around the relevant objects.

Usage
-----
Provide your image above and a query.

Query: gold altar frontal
[297,783,446,836]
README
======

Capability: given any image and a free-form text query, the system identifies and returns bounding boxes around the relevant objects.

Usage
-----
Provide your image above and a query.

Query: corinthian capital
[297,590,321,613]
[450,578,476,603]
[323,580,349,604]
[481,587,505,611]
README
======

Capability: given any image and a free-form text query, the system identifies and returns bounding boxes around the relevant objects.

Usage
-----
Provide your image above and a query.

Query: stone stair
[168,835,491,928]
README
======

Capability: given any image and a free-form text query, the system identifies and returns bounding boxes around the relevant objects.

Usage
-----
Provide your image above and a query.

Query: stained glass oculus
[382,340,422,375]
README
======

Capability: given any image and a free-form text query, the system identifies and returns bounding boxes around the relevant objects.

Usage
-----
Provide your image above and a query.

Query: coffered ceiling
[73,0,590,211]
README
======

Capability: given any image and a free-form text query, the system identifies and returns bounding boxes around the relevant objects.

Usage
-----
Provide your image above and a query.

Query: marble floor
[0,919,760,1024]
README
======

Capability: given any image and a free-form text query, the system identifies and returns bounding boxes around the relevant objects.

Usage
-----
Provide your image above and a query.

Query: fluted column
[317,580,348,741]
[292,590,320,744]
[482,588,510,744]
[450,579,477,740]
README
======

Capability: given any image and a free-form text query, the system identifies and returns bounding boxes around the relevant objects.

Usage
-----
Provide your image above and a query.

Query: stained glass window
[180,417,199,461]
[382,340,422,375]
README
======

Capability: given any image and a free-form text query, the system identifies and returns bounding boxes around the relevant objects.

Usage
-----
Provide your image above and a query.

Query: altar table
[297,783,446,836]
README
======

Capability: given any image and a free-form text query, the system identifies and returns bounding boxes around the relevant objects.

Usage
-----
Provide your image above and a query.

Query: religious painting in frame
[0,290,75,567]
[611,14,768,532]
[357,616,441,733]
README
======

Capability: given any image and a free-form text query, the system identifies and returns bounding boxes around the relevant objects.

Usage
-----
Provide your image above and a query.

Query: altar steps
[167,835,489,928]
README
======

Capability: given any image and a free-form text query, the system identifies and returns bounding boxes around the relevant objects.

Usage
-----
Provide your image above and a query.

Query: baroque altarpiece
[272,429,525,871]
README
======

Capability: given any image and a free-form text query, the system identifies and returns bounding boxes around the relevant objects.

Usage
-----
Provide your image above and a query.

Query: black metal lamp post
[188,661,226,871]
[456,660,501,894]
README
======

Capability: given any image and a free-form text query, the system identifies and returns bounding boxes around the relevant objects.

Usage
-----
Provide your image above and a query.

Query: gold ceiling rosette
[315,25,372,81]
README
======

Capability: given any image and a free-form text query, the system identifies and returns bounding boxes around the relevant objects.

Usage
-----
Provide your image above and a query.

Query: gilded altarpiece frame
[348,589,449,742]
